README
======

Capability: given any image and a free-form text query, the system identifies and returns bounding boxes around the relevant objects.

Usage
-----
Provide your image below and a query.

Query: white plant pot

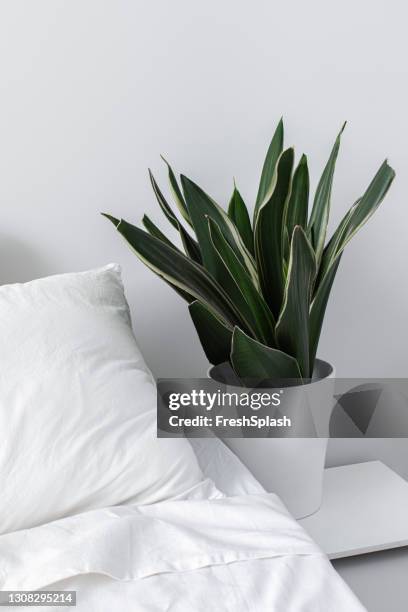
[208,359,335,519]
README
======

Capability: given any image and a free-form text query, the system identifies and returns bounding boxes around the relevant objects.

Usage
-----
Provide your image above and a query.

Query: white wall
[0,1,407,469]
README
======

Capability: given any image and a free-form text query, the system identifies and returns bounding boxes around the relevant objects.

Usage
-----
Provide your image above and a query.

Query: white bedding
[0,265,205,534]
[0,439,365,611]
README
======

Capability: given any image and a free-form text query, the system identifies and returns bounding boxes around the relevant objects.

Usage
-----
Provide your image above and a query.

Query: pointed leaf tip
[102,213,120,227]
[254,118,285,215]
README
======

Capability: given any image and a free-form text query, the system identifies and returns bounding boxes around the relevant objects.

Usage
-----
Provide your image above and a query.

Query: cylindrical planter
[209,359,335,519]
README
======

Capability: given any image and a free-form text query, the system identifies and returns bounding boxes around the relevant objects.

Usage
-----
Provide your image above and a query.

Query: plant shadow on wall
[103,119,395,385]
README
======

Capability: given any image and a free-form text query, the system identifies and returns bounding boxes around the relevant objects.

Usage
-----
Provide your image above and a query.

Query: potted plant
[104,119,395,517]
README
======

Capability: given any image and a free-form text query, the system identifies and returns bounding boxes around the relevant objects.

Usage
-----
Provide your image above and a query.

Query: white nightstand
[299,461,408,612]
[299,461,408,558]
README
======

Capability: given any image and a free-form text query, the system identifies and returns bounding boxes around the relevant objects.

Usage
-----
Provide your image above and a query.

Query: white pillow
[0,264,204,534]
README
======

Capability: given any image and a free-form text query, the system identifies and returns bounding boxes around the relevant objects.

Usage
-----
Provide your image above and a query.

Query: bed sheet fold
[0,493,320,590]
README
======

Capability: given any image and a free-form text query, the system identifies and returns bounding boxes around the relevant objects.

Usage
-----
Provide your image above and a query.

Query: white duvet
[0,486,364,611]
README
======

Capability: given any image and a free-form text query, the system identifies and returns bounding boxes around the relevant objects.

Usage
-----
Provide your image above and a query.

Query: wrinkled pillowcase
[0,264,206,534]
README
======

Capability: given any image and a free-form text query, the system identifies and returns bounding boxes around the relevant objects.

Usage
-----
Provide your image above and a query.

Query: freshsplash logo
[156,378,293,438]
[159,377,408,439]
[168,389,283,411]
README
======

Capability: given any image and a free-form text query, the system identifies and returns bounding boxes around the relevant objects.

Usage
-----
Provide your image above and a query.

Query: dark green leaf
[341,160,395,242]
[181,175,258,284]
[319,160,395,282]
[208,217,276,345]
[285,154,309,238]
[309,160,395,364]
[189,300,233,365]
[310,161,394,364]
[114,218,244,328]
[316,161,395,289]
[275,226,316,377]
[309,253,342,367]
[161,156,192,227]
[254,118,284,220]
[282,226,290,264]
[316,201,358,291]
[190,219,262,338]
[254,148,294,318]
[228,186,254,255]
[178,228,202,263]
[104,213,193,303]
[149,169,179,230]
[231,327,302,385]
[102,213,120,227]
[308,123,346,264]
[142,214,180,250]
[149,170,202,263]
[165,282,195,303]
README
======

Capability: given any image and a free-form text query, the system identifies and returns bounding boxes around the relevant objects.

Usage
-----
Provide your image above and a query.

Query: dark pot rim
[208,358,334,389]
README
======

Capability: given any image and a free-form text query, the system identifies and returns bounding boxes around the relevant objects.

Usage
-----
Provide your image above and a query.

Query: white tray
[299,461,408,559]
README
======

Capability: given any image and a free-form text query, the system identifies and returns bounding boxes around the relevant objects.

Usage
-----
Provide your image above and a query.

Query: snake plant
[104,120,395,383]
